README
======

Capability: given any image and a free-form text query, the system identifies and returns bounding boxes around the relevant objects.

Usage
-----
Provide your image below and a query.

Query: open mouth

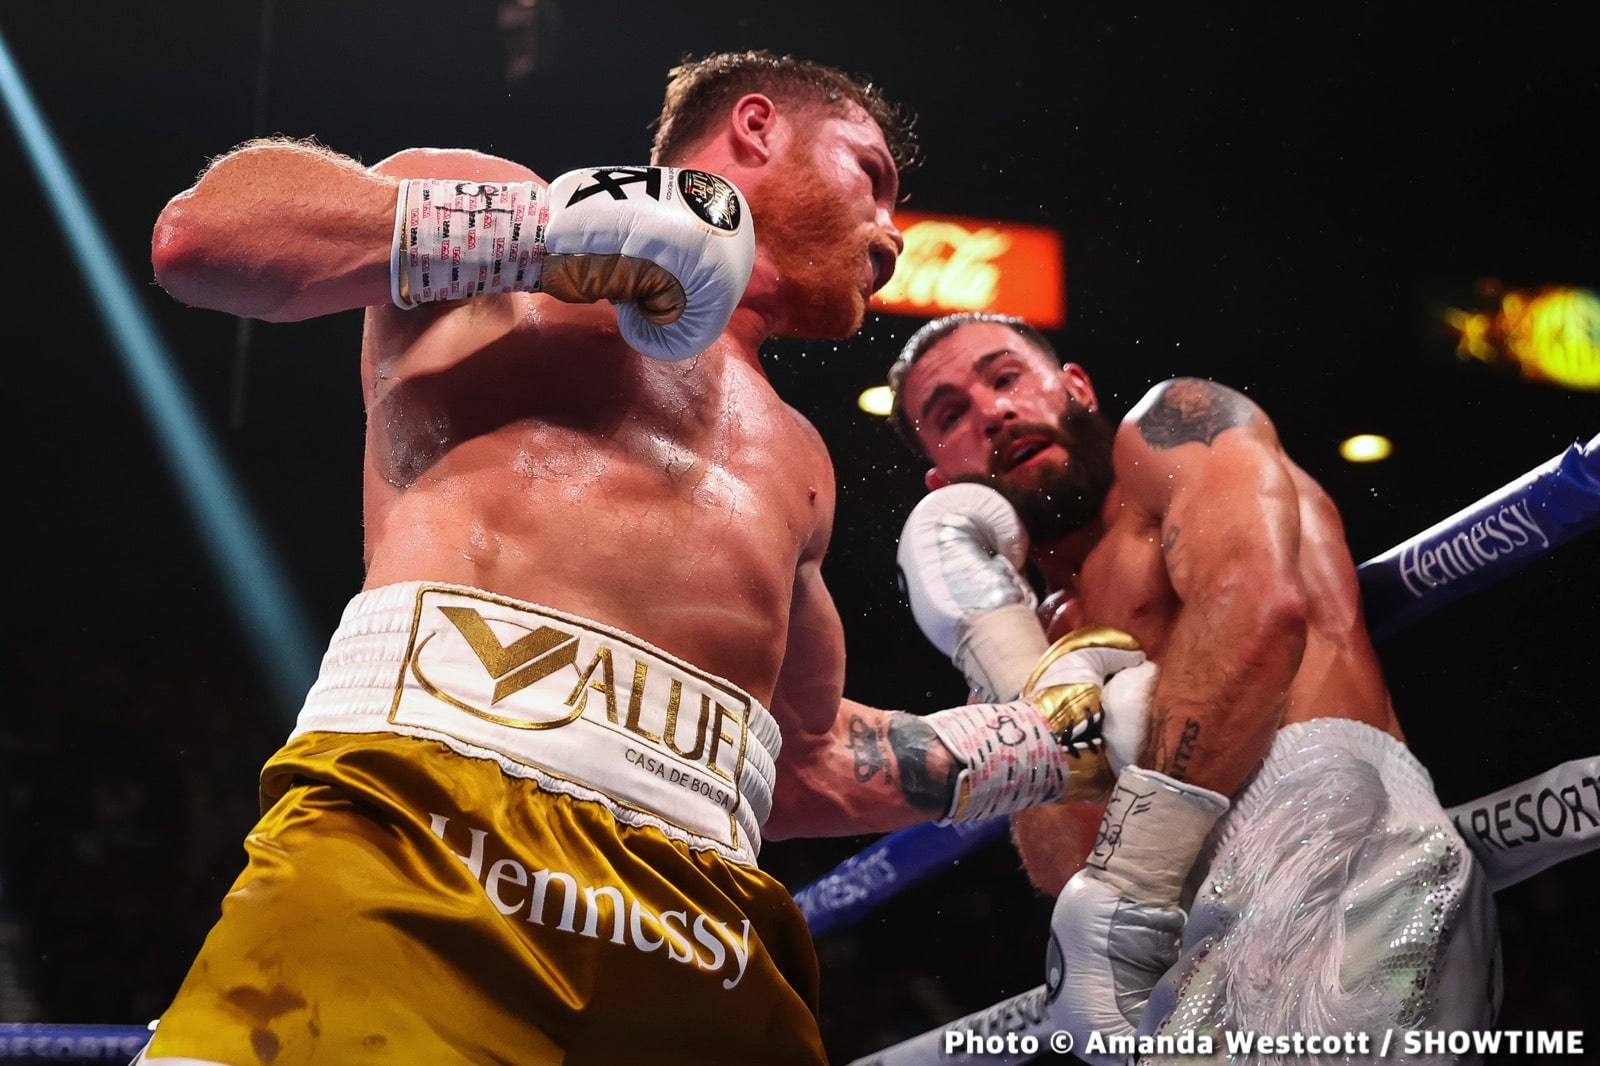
[999,435,1056,473]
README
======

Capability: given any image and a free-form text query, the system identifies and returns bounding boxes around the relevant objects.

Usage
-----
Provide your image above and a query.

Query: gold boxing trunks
[141,582,823,1066]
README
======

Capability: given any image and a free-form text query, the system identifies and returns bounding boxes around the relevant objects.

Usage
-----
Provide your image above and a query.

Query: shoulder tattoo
[1138,379,1253,449]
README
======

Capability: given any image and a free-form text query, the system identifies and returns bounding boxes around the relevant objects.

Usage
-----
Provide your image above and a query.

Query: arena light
[0,28,318,721]
[1443,284,1600,392]
[1339,434,1394,463]
[871,210,1066,328]
[858,384,894,416]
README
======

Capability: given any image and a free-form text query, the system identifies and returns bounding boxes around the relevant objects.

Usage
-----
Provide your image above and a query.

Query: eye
[861,155,894,203]
[936,404,965,432]
[928,400,960,428]
[861,158,883,196]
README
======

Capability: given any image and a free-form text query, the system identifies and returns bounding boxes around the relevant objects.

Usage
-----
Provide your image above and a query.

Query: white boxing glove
[1044,766,1228,1064]
[391,166,755,362]
[544,166,754,360]
[1025,629,1155,777]
[897,483,1046,702]
[926,627,1159,822]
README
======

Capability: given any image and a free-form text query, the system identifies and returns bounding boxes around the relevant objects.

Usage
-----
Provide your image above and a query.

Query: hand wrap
[391,166,754,361]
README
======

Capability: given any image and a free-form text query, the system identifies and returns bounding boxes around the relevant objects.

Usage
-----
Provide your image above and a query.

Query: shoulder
[782,405,836,498]
[782,403,831,456]
[1112,378,1280,508]
[368,147,544,184]
[1120,377,1266,451]
[778,404,838,555]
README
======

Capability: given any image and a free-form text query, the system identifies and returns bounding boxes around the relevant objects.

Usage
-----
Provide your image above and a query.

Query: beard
[949,401,1117,543]
[748,150,871,340]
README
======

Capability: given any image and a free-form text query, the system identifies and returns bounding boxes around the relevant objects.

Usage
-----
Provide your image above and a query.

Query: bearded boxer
[890,313,1501,1062]
[138,55,1155,1065]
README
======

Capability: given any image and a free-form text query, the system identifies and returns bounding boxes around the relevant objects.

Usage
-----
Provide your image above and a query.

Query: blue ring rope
[0,1025,153,1060]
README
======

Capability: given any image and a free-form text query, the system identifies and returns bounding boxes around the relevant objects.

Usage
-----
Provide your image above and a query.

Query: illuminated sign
[1444,285,1600,392]
[871,211,1065,328]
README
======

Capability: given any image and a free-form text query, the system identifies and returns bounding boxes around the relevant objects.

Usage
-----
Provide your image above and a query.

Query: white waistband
[1202,717,1447,874]
[1240,718,1437,806]
[291,582,782,865]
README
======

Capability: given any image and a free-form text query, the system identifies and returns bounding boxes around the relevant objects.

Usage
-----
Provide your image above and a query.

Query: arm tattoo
[1142,704,1171,769]
[1169,717,1201,781]
[846,714,887,784]
[1161,522,1181,554]
[1162,520,1195,592]
[1143,704,1202,781]
[887,714,958,814]
[1138,378,1253,449]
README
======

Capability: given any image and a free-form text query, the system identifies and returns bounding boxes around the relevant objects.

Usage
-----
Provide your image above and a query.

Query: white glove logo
[557,167,743,235]
[677,170,744,232]
[562,167,666,208]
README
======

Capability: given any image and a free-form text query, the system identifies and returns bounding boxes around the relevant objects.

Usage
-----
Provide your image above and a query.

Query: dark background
[2,2,1595,1062]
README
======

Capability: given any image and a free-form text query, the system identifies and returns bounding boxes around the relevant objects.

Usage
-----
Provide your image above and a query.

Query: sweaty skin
[150,98,955,840]
[900,322,1399,891]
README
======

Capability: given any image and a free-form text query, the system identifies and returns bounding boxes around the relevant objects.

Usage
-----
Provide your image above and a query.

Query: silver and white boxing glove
[391,166,755,361]
[1044,766,1229,1064]
[897,483,1047,703]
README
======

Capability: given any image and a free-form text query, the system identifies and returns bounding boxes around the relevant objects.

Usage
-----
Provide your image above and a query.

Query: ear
[1061,363,1099,412]
[924,467,950,491]
[729,93,780,166]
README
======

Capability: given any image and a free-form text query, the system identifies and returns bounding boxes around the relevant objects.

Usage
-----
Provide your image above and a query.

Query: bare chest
[365,306,825,606]
[1064,516,1180,657]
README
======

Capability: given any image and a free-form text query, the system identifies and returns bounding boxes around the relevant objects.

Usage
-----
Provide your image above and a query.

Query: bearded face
[748,137,875,340]
[950,399,1117,543]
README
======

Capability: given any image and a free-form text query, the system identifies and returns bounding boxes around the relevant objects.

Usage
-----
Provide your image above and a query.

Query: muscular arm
[764,555,960,839]
[1125,378,1310,798]
[150,138,540,322]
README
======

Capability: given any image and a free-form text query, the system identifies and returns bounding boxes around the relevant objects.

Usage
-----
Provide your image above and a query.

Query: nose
[979,390,1019,437]
[880,209,904,255]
